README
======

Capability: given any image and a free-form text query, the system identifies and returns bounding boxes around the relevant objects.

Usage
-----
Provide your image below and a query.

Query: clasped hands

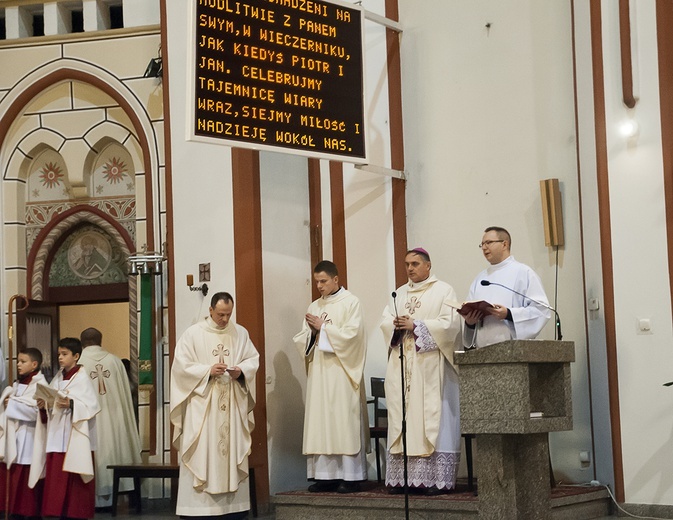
[463,304,508,326]
[393,315,414,331]
[210,363,242,380]
[305,313,324,332]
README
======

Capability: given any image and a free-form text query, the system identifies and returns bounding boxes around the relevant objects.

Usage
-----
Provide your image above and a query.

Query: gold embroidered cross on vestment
[212,344,229,364]
[90,363,111,395]
[406,296,421,315]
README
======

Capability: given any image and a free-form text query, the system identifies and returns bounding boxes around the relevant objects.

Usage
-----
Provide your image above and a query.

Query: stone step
[272,481,611,520]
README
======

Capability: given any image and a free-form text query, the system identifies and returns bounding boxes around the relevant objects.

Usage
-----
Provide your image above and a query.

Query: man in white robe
[170,291,259,519]
[79,327,142,507]
[463,227,551,348]
[380,248,461,495]
[293,261,367,494]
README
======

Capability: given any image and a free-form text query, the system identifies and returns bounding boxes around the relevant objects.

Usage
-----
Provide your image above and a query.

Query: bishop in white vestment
[293,261,368,493]
[463,227,551,349]
[380,249,461,494]
[170,292,259,517]
[79,327,142,507]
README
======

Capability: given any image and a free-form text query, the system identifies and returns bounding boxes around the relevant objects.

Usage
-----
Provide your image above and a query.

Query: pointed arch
[0,59,158,250]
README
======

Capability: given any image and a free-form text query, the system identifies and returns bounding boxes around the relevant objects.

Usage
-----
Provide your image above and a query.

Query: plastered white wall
[398,0,593,485]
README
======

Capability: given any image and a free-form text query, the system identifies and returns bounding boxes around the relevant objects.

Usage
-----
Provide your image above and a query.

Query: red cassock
[41,452,95,519]
[0,461,44,517]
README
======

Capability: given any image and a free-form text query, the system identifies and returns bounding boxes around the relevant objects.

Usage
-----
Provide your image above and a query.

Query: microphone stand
[480,280,562,340]
[391,292,410,520]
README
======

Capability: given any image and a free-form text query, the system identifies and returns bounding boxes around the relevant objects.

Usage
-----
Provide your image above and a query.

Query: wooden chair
[368,377,388,482]
[367,377,475,491]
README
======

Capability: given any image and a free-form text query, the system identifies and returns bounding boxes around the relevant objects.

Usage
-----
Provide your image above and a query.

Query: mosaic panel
[48,224,128,287]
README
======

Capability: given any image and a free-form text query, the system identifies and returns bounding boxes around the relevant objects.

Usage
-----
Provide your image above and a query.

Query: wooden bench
[108,463,258,517]
[108,463,179,517]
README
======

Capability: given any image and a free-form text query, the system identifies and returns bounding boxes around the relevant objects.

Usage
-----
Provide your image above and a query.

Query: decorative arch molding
[3,130,66,182]
[0,59,158,249]
[27,205,134,300]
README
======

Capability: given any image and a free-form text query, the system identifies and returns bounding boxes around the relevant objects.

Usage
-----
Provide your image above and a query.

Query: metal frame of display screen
[188,0,367,163]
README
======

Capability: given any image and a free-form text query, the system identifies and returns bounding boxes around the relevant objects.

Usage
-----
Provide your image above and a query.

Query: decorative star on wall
[102,157,128,184]
[39,162,64,188]
[96,185,104,194]
[32,189,40,197]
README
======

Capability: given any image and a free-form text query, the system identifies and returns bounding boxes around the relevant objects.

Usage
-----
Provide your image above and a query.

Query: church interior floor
[95,480,617,518]
[93,499,275,519]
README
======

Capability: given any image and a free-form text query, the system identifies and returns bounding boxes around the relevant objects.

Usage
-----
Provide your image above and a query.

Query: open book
[33,382,65,408]
[447,300,496,317]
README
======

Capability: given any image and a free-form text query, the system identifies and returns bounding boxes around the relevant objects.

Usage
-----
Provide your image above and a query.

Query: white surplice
[80,345,142,506]
[293,287,368,481]
[0,371,46,469]
[30,366,101,487]
[380,275,462,489]
[170,317,259,516]
[463,256,551,348]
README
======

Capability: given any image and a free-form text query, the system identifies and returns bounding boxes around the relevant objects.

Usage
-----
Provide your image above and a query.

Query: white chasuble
[30,367,101,487]
[80,345,142,506]
[293,288,367,458]
[0,372,46,469]
[463,256,551,349]
[170,317,259,516]
[380,276,461,457]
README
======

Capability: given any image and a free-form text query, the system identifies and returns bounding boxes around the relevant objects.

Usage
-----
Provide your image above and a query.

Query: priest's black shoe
[424,486,449,496]
[308,480,339,492]
[337,481,360,493]
[388,486,404,494]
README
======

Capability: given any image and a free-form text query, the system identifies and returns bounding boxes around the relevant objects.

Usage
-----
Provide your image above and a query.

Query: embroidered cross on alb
[406,296,422,315]
[212,344,229,364]
[320,312,332,325]
[90,363,111,395]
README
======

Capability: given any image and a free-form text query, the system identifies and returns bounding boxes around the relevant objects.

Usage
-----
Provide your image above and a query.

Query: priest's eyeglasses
[479,240,505,248]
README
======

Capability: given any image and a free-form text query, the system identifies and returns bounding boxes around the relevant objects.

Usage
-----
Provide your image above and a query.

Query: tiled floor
[94,499,275,519]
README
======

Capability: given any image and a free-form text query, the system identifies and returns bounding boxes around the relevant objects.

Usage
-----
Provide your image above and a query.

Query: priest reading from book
[79,327,142,508]
[380,248,461,495]
[463,226,551,349]
[170,291,259,519]
[293,260,368,494]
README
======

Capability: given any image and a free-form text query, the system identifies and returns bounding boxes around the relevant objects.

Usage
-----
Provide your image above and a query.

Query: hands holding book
[448,300,508,324]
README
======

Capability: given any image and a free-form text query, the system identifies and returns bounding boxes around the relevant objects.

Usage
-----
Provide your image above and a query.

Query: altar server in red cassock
[33,337,100,520]
[0,348,46,518]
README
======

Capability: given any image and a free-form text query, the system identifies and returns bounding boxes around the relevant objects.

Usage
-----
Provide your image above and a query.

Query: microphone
[391,291,403,345]
[480,280,562,340]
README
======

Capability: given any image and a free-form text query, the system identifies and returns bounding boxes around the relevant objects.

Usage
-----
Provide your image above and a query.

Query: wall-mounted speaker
[540,178,564,247]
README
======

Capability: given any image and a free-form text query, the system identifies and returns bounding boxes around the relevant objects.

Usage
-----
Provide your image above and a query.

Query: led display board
[190,0,366,162]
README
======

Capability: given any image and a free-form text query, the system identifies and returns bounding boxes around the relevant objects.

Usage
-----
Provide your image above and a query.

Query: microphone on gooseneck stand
[391,291,410,517]
[480,280,562,341]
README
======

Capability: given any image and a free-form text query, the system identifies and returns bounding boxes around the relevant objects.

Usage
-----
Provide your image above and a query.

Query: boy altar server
[0,348,46,519]
[34,337,101,520]
[293,261,368,494]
